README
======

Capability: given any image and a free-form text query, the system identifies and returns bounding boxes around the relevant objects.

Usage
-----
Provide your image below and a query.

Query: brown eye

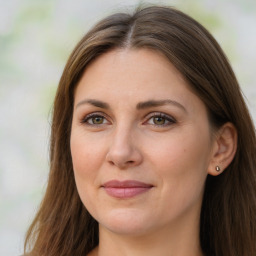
[153,116,166,125]
[82,113,109,126]
[91,116,104,124]
[147,113,176,127]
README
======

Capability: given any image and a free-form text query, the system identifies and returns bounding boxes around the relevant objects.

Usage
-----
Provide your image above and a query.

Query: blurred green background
[0,0,256,255]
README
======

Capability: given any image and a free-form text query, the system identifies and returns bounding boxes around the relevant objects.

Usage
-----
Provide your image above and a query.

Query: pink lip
[102,180,153,199]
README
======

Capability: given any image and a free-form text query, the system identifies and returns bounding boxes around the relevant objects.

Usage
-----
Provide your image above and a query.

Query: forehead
[74,48,205,114]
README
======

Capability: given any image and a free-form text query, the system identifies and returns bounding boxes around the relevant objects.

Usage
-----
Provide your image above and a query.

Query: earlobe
[208,122,237,176]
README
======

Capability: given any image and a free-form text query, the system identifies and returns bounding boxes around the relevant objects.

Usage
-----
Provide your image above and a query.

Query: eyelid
[80,112,111,125]
[79,111,176,127]
[144,112,176,126]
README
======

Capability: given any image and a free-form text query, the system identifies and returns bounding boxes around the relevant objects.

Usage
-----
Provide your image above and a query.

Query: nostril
[105,145,143,168]
[109,161,115,166]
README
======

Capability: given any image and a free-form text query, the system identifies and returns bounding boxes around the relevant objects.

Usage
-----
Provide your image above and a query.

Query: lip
[102,180,153,199]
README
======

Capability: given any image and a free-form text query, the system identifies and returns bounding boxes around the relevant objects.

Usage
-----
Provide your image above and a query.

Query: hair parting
[24,5,256,256]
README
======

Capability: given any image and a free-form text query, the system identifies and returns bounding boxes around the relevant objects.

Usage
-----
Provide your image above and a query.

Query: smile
[102,180,154,199]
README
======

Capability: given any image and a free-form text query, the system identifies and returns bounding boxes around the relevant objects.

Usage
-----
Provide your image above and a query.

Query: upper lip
[102,180,153,188]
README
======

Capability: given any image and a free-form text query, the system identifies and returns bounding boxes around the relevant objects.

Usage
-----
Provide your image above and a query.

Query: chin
[98,208,153,236]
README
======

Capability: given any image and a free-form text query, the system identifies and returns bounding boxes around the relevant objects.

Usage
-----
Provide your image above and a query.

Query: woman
[24,5,256,256]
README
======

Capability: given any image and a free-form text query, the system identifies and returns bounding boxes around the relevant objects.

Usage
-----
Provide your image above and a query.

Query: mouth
[102,180,154,199]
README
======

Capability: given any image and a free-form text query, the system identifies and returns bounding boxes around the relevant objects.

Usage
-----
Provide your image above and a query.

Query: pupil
[94,117,103,124]
[154,117,165,125]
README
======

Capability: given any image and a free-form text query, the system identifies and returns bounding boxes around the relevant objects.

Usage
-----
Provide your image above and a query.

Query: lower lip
[103,187,152,198]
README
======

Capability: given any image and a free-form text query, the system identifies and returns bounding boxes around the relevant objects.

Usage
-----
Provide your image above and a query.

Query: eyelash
[146,112,176,127]
[81,112,109,126]
[80,112,176,127]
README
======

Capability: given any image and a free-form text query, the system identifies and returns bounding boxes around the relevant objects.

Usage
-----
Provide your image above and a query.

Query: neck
[90,215,203,256]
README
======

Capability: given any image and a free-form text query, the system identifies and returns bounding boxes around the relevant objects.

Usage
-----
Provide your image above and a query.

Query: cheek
[70,132,107,212]
[70,133,104,213]
[150,133,210,170]
[148,127,211,195]
[70,131,106,178]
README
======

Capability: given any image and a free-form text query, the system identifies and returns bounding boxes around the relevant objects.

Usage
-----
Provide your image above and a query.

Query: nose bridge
[110,122,135,156]
[106,120,142,168]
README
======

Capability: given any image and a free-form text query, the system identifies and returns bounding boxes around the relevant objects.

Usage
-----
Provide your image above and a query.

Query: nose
[106,127,143,169]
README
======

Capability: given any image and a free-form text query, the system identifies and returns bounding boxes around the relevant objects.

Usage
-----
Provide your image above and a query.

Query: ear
[208,122,237,176]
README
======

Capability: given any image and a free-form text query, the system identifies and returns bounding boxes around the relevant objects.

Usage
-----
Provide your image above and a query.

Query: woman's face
[71,49,215,236]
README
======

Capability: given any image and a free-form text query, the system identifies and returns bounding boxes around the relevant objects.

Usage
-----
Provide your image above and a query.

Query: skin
[70,48,222,256]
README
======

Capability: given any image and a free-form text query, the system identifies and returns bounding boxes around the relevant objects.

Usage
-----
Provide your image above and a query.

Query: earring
[215,166,221,172]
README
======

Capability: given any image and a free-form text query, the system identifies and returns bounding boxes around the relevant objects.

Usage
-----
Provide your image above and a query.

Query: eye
[89,116,105,125]
[81,113,109,126]
[146,113,176,127]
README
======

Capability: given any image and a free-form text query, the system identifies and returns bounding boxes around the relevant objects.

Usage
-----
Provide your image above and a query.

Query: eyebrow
[136,99,187,112]
[76,99,110,109]
[75,98,187,113]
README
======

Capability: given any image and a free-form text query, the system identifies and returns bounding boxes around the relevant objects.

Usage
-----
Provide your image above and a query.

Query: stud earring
[215,166,221,172]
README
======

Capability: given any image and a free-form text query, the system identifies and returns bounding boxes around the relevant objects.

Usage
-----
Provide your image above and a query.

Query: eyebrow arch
[75,99,110,109]
[136,99,187,112]
[75,98,187,113]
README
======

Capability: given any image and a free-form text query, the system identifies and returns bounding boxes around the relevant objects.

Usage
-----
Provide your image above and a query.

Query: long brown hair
[24,5,256,256]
